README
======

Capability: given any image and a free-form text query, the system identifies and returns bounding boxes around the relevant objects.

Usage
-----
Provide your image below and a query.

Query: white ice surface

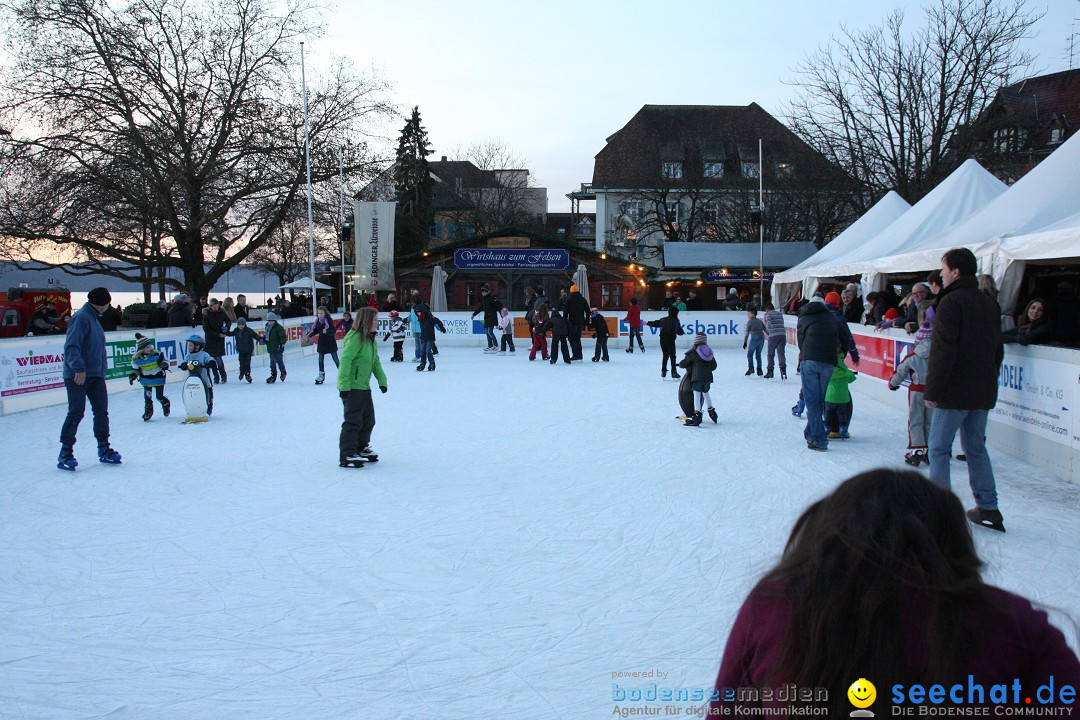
[2,347,1078,719]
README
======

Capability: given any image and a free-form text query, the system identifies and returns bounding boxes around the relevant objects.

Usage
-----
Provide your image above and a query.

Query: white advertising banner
[993,353,1077,450]
[353,201,397,292]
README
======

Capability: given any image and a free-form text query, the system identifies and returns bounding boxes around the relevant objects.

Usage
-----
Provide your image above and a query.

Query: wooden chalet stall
[391,228,646,312]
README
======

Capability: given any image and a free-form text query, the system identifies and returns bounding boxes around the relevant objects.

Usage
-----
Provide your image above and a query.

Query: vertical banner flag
[353,201,397,291]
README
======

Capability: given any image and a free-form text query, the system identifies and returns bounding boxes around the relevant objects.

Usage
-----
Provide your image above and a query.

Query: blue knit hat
[265,312,278,321]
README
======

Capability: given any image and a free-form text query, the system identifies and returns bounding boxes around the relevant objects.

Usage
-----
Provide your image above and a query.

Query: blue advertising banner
[454,248,570,271]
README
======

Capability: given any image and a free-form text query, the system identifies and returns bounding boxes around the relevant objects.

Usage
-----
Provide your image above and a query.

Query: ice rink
[2,346,1078,719]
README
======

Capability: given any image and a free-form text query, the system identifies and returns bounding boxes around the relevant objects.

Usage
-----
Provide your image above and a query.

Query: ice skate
[339,454,365,469]
[671,370,680,379]
[315,372,325,385]
[763,369,774,379]
[143,402,154,421]
[161,397,171,417]
[266,373,276,384]
[905,450,925,466]
[966,507,1005,533]
[745,367,753,376]
[780,369,787,380]
[57,445,77,472]
[279,370,286,382]
[839,426,850,439]
[97,442,122,464]
[707,407,718,424]
[360,445,379,463]
[683,411,702,427]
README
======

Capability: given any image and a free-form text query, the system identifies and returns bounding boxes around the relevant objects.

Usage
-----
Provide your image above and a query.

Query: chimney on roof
[441,155,447,162]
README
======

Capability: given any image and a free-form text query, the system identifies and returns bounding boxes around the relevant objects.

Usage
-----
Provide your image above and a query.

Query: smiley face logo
[848,678,876,709]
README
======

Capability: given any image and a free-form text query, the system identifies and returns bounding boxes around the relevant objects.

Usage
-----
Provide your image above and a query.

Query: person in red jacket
[623,297,645,353]
[711,468,1079,719]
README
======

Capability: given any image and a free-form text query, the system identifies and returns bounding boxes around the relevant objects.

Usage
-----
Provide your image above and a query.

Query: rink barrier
[0,310,754,416]
[783,315,1080,485]
[0,316,321,416]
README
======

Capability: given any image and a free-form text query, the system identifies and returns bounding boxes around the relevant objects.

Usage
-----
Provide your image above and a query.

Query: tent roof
[822,159,1007,276]
[772,191,910,284]
[663,241,818,269]
[281,277,333,290]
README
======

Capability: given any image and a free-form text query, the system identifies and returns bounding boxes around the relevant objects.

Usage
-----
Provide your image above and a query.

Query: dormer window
[661,161,683,179]
[741,161,760,179]
[704,160,724,178]
[1049,126,1064,144]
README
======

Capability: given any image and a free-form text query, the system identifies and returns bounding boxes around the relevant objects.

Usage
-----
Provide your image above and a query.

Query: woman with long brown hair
[712,469,1078,717]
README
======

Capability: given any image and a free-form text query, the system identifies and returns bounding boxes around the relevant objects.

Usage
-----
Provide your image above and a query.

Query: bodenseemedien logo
[848,678,877,717]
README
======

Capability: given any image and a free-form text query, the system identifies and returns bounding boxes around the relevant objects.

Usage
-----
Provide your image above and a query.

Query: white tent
[771,191,910,303]
[823,159,1007,292]
[994,209,1080,317]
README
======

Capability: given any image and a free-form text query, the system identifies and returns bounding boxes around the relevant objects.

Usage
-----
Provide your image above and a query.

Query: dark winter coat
[308,316,339,354]
[549,312,569,337]
[589,313,609,338]
[264,321,287,354]
[924,276,1004,410]
[826,305,859,363]
[678,346,717,384]
[564,291,590,328]
[63,303,106,379]
[646,309,685,342]
[202,307,230,356]
[227,325,262,354]
[411,301,446,341]
[841,297,864,324]
[1002,315,1053,346]
[144,306,169,329]
[98,305,122,332]
[472,292,503,328]
[168,301,194,328]
[233,303,251,321]
[796,300,841,365]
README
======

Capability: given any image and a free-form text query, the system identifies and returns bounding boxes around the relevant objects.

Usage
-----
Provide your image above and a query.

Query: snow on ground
[1,346,1078,719]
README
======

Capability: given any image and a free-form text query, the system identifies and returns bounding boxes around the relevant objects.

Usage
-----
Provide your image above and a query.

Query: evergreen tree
[393,107,434,255]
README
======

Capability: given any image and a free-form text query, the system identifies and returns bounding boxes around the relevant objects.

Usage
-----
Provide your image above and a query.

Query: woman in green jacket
[337,307,388,468]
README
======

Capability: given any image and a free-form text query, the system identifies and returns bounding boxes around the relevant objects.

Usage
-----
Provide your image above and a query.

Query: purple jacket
[712,583,1080,714]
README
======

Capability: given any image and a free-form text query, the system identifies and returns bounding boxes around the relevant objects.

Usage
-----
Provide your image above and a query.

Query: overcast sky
[314,0,1078,212]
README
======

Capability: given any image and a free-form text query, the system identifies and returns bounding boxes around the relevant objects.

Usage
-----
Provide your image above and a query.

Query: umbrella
[430,265,448,312]
[573,264,590,304]
[280,277,333,290]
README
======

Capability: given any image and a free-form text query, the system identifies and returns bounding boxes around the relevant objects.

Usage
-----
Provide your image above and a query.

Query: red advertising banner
[852,333,898,381]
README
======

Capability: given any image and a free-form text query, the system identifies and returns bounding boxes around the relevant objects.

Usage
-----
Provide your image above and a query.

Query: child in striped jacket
[762,303,787,379]
[129,334,171,421]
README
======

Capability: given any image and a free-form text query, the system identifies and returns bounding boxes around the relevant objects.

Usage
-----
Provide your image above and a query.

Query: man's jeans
[799,359,833,447]
[928,408,997,509]
[61,376,110,447]
[413,334,422,360]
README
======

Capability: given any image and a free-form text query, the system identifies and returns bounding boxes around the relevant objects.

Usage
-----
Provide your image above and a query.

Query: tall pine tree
[393,107,434,256]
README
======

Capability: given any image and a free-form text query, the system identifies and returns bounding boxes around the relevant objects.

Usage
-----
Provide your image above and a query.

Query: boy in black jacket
[589,308,610,362]
[224,317,263,383]
[646,306,685,378]
[548,309,572,365]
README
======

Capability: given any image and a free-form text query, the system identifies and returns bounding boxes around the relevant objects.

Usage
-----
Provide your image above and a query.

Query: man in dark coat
[797,297,840,451]
[202,298,230,383]
[684,290,703,311]
[925,248,1005,532]
[97,303,122,331]
[29,302,63,334]
[563,285,590,361]
[168,295,195,327]
[234,294,251,321]
[470,283,503,352]
[144,301,169,329]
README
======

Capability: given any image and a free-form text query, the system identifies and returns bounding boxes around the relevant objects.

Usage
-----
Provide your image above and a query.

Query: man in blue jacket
[58,287,122,470]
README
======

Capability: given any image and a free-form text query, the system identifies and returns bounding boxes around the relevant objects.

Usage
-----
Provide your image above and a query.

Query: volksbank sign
[453,248,570,271]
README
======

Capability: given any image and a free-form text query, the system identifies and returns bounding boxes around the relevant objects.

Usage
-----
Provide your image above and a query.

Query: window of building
[993,127,1015,153]
[429,221,443,239]
[661,161,683,179]
[741,161,760,179]
[704,160,725,178]
[1049,126,1063,144]
[601,284,622,308]
[661,200,682,226]
[699,201,721,229]
[620,201,645,223]
[465,283,486,307]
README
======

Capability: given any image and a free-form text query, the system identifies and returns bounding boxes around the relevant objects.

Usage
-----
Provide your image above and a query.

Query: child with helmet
[179,334,216,416]
[382,310,408,361]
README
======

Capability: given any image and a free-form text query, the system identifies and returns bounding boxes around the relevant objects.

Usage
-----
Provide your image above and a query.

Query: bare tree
[0,0,394,297]
[786,0,1041,205]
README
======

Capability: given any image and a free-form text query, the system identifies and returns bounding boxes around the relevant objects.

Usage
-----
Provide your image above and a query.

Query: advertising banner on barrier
[993,354,1077,449]
[851,334,898,382]
[1,339,66,397]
